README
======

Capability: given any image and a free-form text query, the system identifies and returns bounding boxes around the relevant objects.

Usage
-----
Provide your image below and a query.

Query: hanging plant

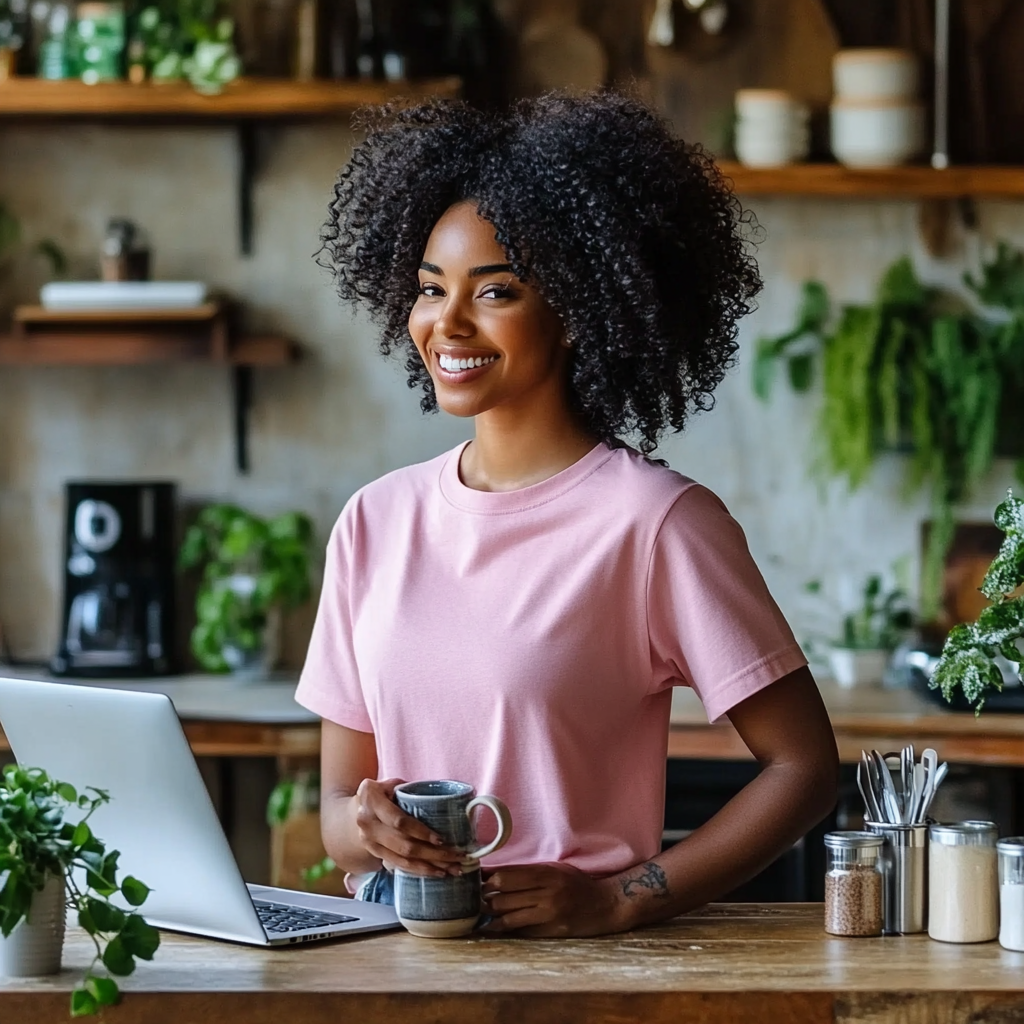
[754,244,1024,618]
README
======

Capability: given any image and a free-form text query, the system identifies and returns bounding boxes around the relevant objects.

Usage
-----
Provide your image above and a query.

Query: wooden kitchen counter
[3,904,1024,1023]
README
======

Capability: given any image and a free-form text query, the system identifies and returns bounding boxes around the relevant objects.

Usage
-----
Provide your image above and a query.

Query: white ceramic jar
[830,100,925,168]
[833,49,919,102]
[734,89,809,168]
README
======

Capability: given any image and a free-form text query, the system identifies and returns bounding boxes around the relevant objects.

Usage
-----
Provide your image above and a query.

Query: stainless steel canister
[865,821,928,934]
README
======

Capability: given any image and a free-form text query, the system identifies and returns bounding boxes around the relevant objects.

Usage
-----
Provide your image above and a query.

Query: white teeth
[438,354,497,371]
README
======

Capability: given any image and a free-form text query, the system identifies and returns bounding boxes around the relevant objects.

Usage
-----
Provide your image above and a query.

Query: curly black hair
[318,91,761,454]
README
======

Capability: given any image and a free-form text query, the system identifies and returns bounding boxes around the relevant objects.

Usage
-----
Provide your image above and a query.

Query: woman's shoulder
[334,444,461,528]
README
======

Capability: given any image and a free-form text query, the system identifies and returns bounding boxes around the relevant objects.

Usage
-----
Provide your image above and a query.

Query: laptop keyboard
[253,899,359,934]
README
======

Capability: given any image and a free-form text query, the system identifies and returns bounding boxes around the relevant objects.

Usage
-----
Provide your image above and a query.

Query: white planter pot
[829,647,890,689]
[0,873,66,978]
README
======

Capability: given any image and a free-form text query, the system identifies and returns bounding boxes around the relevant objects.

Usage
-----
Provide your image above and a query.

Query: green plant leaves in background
[179,503,315,672]
[753,245,1024,624]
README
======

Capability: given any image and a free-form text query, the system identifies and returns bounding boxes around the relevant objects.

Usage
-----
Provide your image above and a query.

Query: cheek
[407,304,432,353]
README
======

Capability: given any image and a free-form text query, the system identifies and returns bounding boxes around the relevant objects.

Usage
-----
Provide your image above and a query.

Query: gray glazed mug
[393,780,513,938]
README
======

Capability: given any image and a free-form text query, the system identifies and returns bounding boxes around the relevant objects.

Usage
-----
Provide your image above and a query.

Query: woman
[296,92,839,938]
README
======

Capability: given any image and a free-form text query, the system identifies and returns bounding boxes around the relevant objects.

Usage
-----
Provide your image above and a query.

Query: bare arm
[319,720,464,878]
[483,666,839,935]
[607,665,839,929]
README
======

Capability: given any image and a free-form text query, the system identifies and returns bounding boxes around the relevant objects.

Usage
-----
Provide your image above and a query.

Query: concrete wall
[2,121,1022,671]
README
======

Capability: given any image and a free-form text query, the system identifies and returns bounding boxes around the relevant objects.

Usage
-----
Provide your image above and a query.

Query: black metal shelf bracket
[237,122,259,257]
[232,365,254,474]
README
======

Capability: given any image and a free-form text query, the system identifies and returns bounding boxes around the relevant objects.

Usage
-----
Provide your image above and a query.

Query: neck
[460,402,599,492]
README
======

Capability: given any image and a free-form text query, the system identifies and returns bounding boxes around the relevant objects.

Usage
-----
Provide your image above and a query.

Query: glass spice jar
[824,831,885,936]
[998,837,1024,951]
[928,821,999,943]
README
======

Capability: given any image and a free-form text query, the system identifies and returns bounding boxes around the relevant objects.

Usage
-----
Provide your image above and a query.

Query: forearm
[608,757,837,931]
[320,791,384,876]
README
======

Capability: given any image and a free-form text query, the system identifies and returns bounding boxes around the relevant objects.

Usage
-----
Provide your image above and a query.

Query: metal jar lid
[929,821,998,846]
[997,837,1024,856]
[824,831,885,849]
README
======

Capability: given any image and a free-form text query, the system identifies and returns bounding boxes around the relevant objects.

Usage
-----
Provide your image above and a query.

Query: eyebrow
[419,262,514,277]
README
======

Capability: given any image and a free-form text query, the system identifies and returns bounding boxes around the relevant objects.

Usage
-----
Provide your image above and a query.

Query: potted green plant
[931,490,1024,713]
[179,504,315,677]
[0,764,160,1016]
[754,244,1024,619]
[819,574,914,688]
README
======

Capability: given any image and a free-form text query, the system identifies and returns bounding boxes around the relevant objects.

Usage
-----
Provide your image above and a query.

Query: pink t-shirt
[296,442,806,876]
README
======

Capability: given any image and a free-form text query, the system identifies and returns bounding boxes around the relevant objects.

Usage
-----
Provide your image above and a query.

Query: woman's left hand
[479,862,626,937]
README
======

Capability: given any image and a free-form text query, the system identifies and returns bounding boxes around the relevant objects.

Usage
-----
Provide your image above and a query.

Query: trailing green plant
[0,765,160,1017]
[754,244,1024,618]
[931,490,1024,714]
[178,504,314,672]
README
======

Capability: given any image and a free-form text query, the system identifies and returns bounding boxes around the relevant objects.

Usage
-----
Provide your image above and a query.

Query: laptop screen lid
[0,677,277,944]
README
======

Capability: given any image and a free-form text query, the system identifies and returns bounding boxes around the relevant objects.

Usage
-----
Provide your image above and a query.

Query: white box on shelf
[40,281,209,312]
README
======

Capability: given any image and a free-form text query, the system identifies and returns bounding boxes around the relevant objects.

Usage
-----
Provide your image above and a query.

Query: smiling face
[408,201,569,423]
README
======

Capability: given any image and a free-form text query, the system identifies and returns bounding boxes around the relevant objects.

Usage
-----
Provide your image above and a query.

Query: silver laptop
[0,676,399,946]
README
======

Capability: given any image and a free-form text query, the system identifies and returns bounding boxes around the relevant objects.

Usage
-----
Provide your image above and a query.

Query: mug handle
[464,795,513,861]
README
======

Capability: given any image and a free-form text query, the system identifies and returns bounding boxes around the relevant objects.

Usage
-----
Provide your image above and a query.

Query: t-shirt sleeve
[646,484,807,723]
[294,508,374,733]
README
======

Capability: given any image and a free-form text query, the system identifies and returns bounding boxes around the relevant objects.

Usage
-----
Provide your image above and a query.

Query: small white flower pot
[0,873,66,978]
[829,647,890,689]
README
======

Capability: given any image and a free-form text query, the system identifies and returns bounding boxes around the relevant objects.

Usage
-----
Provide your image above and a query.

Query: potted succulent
[178,504,315,678]
[931,490,1024,713]
[0,764,159,1016]
[818,574,914,688]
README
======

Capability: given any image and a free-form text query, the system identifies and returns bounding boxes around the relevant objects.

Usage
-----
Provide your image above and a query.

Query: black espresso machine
[52,482,177,677]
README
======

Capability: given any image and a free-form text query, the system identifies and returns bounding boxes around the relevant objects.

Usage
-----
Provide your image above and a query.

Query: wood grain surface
[3,904,1023,1023]
[0,77,463,119]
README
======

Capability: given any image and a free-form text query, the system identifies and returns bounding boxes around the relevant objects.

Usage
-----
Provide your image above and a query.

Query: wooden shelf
[716,161,1024,198]
[0,332,295,365]
[0,75,462,118]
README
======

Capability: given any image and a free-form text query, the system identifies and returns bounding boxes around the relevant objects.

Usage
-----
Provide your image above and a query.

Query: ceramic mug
[393,780,512,938]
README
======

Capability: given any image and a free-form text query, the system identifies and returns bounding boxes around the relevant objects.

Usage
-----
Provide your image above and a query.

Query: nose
[433,293,474,340]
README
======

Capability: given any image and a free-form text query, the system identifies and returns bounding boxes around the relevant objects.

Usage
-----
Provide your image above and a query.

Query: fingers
[482,867,550,894]
[355,778,464,876]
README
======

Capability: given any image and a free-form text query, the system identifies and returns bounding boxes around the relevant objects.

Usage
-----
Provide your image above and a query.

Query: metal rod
[932,0,950,169]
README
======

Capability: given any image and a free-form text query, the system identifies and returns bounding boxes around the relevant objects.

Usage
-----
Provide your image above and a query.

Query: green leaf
[120,914,160,960]
[86,897,126,934]
[120,876,151,907]
[85,975,120,1007]
[878,256,927,307]
[787,352,814,391]
[56,783,77,803]
[72,821,92,847]
[101,935,136,977]
[70,988,99,1017]
[266,780,294,826]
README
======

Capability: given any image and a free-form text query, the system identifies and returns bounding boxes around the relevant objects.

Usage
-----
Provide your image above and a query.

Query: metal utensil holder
[865,821,928,934]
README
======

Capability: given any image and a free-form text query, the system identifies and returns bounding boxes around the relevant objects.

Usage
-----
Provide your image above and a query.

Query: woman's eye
[418,283,445,297]
[482,286,514,300]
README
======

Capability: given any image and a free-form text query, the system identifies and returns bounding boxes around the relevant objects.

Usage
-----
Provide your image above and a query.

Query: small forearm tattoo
[620,861,671,901]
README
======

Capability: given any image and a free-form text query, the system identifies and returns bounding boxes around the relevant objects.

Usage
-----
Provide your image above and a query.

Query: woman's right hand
[353,778,465,877]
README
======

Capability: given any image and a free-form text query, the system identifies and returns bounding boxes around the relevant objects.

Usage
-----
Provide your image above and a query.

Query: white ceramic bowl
[830,100,925,168]
[735,88,805,121]
[833,48,919,101]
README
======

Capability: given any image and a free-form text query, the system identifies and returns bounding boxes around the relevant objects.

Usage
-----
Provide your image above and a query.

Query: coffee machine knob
[74,500,122,553]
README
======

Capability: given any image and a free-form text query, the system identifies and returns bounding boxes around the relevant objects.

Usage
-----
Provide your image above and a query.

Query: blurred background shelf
[0,76,463,119]
[717,161,1024,198]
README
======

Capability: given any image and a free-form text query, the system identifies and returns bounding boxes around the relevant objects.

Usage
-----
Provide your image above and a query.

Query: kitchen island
[3,904,1024,1024]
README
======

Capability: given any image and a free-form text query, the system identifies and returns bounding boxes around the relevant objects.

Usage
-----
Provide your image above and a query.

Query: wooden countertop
[3,904,1023,1023]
